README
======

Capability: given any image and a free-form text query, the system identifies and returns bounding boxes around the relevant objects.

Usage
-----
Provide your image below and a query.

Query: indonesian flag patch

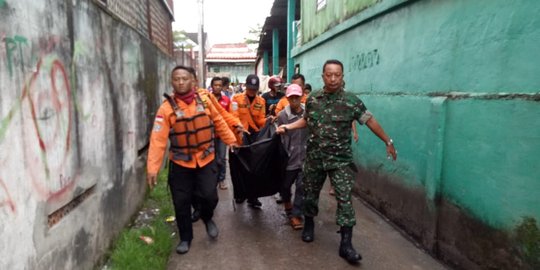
[155,115,164,122]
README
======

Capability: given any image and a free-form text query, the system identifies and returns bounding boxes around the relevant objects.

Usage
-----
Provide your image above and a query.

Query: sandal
[218,181,228,190]
[290,216,304,230]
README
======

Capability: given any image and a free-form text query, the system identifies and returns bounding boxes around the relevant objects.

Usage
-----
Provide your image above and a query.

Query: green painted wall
[295,0,540,232]
[443,100,540,229]
[302,0,380,43]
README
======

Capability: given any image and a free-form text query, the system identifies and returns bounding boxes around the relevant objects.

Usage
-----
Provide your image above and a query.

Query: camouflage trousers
[303,160,356,227]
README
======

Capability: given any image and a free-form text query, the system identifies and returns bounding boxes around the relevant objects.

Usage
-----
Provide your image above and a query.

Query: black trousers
[168,160,218,242]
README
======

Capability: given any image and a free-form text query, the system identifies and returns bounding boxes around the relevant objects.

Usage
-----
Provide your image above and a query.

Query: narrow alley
[167,173,448,270]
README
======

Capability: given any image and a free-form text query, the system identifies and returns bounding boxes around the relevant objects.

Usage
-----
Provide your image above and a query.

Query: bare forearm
[276,117,306,134]
[366,117,397,160]
[366,117,390,144]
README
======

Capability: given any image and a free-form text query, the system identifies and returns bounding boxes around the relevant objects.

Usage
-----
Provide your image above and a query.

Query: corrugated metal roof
[205,43,256,62]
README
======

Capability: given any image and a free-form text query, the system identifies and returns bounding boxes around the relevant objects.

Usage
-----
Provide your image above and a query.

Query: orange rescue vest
[165,93,215,162]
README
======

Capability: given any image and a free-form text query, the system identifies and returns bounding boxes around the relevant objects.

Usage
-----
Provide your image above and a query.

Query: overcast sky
[173,0,274,45]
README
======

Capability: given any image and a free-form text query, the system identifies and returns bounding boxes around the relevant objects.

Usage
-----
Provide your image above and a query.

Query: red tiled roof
[205,43,256,62]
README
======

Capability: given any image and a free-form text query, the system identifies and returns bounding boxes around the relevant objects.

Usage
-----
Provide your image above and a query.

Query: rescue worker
[274,73,308,115]
[191,72,243,223]
[276,59,397,264]
[230,74,267,208]
[146,65,238,255]
[261,76,285,116]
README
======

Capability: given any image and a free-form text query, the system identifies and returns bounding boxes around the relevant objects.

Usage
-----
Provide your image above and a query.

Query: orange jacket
[274,94,308,115]
[147,90,237,173]
[230,93,266,133]
[200,88,243,143]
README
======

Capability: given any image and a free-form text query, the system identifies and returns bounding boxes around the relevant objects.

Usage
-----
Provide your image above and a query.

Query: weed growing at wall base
[107,170,174,270]
[515,216,540,269]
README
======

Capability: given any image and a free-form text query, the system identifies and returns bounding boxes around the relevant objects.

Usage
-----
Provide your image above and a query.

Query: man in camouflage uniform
[276,59,397,264]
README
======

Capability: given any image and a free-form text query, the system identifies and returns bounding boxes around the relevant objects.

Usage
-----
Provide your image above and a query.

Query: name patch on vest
[253,104,263,110]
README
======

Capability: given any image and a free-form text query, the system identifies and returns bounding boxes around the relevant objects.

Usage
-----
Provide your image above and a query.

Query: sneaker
[218,181,228,190]
[247,198,262,208]
[204,219,219,238]
[290,216,304,230]
[176,241,190,254]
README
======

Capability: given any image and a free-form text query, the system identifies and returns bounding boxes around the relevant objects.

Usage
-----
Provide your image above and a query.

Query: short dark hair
[291,73,305,84]
[322,59,344,73]
[305,83,312,91]
[172,65,197,79]
[210,77,222,86]
[221,77,230,85]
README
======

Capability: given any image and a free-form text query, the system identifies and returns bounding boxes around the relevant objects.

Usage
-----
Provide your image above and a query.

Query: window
[316,0,327,11]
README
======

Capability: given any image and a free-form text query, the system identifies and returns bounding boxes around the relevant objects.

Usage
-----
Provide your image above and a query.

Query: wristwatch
[386,139,393,146]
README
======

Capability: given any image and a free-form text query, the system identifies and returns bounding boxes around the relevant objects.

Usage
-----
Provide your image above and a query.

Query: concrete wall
[294,0,540,269]
[0,0,173,269]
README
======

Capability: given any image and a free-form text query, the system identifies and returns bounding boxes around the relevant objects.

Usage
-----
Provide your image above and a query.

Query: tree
[244,24,262,45]
[173,30,194,49]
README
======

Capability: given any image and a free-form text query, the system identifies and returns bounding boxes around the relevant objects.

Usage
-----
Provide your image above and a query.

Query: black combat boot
[302,216,314,242]
[339,226,362,264]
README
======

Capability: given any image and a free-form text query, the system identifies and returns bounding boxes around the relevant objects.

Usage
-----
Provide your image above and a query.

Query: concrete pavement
[167,176,449,270]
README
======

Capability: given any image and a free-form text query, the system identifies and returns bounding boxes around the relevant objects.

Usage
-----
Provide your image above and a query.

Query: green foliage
[173,30,193,49]
[244,24,262,45]
[108,170,174,270]
[515,217,540,268]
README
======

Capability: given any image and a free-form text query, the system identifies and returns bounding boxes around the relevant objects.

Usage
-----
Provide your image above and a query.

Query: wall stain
[354,164,534,270]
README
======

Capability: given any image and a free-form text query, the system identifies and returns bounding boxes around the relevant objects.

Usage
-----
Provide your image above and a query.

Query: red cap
[268,77,284,90]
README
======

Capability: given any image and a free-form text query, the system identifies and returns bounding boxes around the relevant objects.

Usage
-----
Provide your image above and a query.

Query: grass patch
[107,170,174,270]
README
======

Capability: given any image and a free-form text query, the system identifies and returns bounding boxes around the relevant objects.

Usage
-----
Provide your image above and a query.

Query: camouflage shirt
[304,87,373,170]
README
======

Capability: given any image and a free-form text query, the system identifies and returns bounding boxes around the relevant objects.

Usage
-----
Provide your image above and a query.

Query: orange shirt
[230,93,267,133]
[200,88,242,142]
[146,90,237,174]
[274,94,308,115]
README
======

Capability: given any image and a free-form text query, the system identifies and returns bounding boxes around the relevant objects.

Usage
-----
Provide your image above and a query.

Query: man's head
[286,83,303,111]
[171,65,196,94]
[304,83,312,95]
[268,76,284,92]
[245,74,260,97]
[210,77,223,95]
[222,77,231,89]
[290,73,305,92]
[321,59,344,93]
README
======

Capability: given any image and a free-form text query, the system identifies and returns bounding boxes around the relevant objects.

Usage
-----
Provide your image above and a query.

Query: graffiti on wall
[0,178,16,213]
[350,49,380,72]
[0,34,80,214]
[21,58,78,201]
[3,35,28,77]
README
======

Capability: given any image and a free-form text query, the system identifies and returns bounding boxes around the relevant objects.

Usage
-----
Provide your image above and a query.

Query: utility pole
[197,0,205,88]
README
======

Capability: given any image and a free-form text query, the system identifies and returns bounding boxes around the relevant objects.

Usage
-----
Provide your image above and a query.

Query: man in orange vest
[230,74,267,208]
[146,65,238,255]
[230,74,267,144]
